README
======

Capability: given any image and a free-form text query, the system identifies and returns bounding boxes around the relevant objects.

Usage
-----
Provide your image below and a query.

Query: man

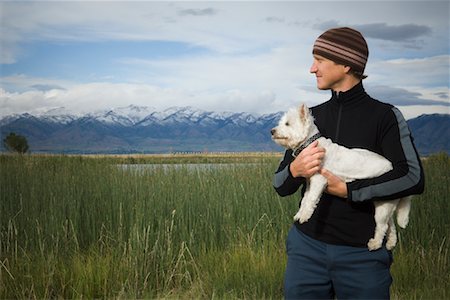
[273,27,424,299]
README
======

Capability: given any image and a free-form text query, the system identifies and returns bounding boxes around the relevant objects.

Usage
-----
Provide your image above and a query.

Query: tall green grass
[0,153,448,299]
[390,153,449,299]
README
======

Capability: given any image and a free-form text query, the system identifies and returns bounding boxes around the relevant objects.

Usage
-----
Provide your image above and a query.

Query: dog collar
[292,133,322,158]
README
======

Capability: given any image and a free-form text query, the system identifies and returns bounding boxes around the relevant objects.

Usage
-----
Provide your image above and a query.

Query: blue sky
[0,0,449,119]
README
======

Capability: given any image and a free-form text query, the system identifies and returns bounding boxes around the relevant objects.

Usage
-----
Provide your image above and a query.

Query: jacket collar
[331,81,366,105]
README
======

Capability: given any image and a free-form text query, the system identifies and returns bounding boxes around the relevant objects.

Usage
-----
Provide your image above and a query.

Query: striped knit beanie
[313,27,369,77]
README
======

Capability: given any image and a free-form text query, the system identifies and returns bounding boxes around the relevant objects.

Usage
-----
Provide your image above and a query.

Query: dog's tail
[396,196,412,228]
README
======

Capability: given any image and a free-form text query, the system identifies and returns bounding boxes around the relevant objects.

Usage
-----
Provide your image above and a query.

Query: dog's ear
[299,103,307,121]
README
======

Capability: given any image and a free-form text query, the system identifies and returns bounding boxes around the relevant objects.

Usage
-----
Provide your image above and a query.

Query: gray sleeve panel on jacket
[273,164,291,188]
[351,107,422,201]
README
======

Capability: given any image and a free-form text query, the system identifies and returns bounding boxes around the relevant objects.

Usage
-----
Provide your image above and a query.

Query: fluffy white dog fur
[271,103,411,251]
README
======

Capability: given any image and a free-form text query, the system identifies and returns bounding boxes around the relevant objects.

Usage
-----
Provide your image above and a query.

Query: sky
[0,0,449,120]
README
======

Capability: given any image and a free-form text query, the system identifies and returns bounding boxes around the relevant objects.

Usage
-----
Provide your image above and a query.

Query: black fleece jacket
[273,82,425,247]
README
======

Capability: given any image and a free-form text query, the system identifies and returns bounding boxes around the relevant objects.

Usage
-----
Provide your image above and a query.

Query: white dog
[271,103,411,251]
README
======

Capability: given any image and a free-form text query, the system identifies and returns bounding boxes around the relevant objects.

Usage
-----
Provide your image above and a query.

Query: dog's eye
[285,122,289,126]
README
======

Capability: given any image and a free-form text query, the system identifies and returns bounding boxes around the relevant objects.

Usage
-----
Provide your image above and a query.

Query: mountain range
[1,105,449,156]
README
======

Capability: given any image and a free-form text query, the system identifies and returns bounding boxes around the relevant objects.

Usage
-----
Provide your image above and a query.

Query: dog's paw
[298,213,311,224]
[367,238,382,251]
[293,210,312,224]
[293,211,301,222]
[386,238,397,250]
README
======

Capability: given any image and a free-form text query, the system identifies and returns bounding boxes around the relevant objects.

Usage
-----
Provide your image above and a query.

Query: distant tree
[3,132,29,154]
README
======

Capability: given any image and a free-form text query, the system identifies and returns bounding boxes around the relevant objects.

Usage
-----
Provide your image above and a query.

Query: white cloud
[366,84,449,107]
[398,105,450,120]
[0,1,448,118]
[7,1,446,62]
[0,79,294,117]
[368,55,450,87]
[1,50,448,119]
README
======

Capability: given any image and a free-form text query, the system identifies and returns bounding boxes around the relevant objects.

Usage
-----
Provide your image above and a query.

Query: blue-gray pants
[284,225,393,300]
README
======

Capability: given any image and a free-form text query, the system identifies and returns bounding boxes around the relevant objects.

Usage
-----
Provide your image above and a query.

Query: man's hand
[320,168,348,198]
[289,141,325,178]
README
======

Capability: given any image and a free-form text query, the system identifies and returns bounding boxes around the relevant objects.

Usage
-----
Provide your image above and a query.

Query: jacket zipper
[335,102,343,142]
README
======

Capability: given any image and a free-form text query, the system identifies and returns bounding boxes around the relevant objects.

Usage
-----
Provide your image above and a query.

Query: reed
[0,153,448,299]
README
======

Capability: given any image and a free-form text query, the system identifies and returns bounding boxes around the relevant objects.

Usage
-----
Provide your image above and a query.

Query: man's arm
[289,141,325,178]
[273,141,325,197]
[320,168,347,198]
[346,107,424,202]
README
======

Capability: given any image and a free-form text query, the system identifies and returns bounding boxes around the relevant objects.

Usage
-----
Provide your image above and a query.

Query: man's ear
[343,65,352,74]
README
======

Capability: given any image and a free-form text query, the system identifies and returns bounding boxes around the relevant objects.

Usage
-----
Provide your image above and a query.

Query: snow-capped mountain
[0,105,284,153]
[1,107,79,126]
[2,105,446,155]
[36,110,79,125]
[89,105,157,126]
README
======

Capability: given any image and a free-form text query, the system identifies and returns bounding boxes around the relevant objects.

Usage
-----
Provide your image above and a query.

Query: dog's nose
[271,129,276,135]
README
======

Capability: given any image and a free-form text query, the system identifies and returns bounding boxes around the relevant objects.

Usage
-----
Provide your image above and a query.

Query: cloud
[313,20,340,31]
[0,1,448,120]
[398,105,450,120]
[434,92,449,100]
[367,55,449,88]
[1,74,73,93]
[265,16,285,23]
[366,85,449,107]
[31,84,66,92]
[0,81,279,118]
[2,1,447,63]
[356,23,432,41]
[2,82,446,121]
[313,21,432,47]
[178,8,218,17]
[0,43,315,116]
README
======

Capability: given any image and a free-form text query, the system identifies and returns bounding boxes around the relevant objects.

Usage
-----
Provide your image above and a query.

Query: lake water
[118,163,261,173]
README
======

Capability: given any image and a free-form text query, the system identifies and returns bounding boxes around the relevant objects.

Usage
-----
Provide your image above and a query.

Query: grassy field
[0,152,448,299]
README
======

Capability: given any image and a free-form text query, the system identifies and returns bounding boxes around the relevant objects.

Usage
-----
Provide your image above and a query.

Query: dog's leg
[368,201,397,251]
[294,174,327,224]
[396,196,412,228]
[385,216,397,250]
[293,179,311,222]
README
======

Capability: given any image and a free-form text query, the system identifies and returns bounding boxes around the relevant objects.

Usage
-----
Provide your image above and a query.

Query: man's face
[310,54,349,91]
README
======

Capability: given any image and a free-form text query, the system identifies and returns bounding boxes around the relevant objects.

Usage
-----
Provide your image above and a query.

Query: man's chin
[317,84,330,90]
